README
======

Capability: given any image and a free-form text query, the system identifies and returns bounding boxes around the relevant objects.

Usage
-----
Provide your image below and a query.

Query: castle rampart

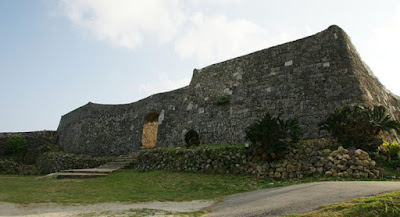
[57,25,400,156]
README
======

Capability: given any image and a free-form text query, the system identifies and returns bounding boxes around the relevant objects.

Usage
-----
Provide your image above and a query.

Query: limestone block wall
[57,87,188,156]
[345,32,400,120]
[183,25,367,145]
[57,25,400,156]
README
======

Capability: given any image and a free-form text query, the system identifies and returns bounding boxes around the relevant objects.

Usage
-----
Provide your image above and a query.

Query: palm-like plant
[320,104,400,151]
[246,114,302,161]
[365,105,400,135]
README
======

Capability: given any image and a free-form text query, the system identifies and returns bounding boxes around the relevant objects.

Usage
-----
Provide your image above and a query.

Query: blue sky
[1,0,400,132]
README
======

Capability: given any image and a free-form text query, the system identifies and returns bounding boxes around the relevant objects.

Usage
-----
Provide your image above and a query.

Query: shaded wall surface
[57,25,400,156]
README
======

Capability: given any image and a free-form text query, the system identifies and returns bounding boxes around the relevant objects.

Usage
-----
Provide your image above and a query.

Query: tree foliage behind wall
[4,135,27,162]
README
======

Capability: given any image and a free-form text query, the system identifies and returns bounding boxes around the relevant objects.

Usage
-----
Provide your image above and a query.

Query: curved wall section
[57,87,187,156]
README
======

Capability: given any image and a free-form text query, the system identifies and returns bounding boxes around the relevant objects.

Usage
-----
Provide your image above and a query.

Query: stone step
[43,154,135,179]
[46,172,108,179]
[106,161,131,165]
[98,164,128,169]
[97,162,130,169]
[112,160,132,163]
[60,168,117,173]
[115,157,132,160]
[113,159,129,161]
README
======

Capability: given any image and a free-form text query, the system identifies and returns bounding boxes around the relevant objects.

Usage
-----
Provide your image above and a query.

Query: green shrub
[245,114,302,161]
[320,105,400,152]
[381,159,400,170]
[378,141,400,161]
[184,130,200,148]
[5,135,27,161]
[214,96,230,106]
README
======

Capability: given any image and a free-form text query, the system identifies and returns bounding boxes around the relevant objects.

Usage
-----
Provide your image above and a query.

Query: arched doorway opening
[141,112,159,148]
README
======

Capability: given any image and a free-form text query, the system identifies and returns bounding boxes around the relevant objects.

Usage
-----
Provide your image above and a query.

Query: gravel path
[206,181,400,217]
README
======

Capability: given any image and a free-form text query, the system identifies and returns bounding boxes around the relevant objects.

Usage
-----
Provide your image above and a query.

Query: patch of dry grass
[285,191,400,217]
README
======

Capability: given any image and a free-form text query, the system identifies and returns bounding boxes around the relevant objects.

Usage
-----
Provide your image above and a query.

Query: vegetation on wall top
[4,135,27,162]
[213,96,230,106]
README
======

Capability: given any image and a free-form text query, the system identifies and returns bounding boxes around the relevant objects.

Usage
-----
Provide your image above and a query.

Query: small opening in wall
[184,129,200,148]
[141,112,159,149]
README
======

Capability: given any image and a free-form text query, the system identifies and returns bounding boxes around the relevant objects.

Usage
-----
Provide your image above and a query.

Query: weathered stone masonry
[57,87,187,156]
[57,25,400,156]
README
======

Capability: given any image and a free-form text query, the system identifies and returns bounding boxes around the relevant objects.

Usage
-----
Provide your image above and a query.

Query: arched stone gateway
[141,113,159,148]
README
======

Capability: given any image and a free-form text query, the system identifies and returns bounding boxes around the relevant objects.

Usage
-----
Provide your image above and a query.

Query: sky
[1,0,400,132]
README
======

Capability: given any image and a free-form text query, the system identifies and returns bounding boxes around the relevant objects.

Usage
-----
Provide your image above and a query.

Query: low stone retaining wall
[0,131,116,175]
[129,139,381,179]
[36,152,114,174]
[0,152,113,175]
[0,159,39,175]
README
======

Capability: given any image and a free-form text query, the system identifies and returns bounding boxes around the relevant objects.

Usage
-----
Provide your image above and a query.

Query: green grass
[284,191,400,217]
[1,169,399,214]
[0,169,284,204]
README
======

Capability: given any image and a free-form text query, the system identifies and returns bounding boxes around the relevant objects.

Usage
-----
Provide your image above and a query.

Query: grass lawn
[2,169,399,217]
[285,191,400,217]
[0,169,288,204]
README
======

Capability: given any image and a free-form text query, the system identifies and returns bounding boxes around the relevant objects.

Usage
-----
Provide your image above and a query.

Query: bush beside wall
[128,139,382,179]
[0,131,58,165]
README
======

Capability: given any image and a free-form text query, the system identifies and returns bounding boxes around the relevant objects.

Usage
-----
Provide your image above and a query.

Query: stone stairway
[45,155,133,179]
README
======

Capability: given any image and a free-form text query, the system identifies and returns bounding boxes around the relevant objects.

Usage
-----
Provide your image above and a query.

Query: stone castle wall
[57,87,188,156]
[57,25,400,156]
[184,25,366,144]
[345,33,400,119]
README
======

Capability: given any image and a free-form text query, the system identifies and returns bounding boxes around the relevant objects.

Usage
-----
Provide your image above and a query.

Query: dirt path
[206,181,400,217]
[0,200,215,216]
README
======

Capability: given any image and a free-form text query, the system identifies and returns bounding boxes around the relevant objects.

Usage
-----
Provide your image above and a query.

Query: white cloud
[139,74,191,95]
[175,13,309,65]
[186,0,243,6]
[365,4,400,95]
[174,13,267,64]
[58,1,312,66]
[61,0,185,49]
